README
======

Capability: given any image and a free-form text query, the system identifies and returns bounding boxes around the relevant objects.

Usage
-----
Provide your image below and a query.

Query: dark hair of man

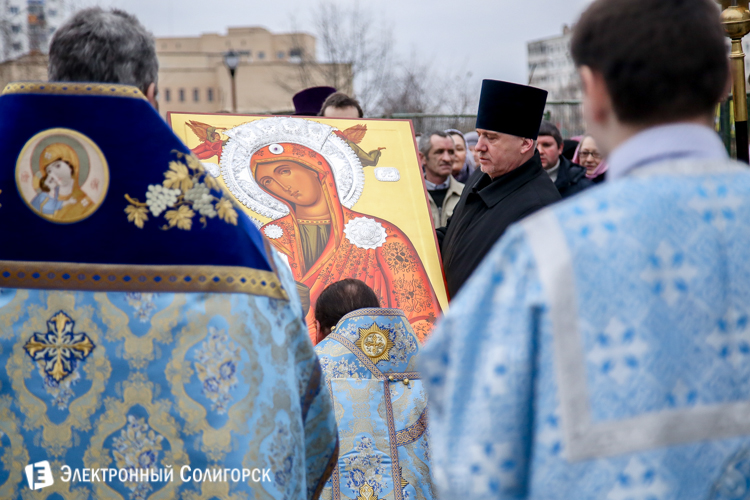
[319,92,364,117]
[418,130,451,158]
[570,0,728,125]
[538,121,563,147]
[48,7,158,95]
[314,279,380,338]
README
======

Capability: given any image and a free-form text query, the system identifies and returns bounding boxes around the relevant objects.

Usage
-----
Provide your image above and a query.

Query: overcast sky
[76,0,593,89]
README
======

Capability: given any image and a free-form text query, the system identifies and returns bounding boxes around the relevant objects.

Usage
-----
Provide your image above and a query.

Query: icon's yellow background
[169,113,448,311]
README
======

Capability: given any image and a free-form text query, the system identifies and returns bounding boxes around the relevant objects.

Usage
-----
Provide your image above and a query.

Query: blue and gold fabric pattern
[0,82,339,499]
[315,308,434,500]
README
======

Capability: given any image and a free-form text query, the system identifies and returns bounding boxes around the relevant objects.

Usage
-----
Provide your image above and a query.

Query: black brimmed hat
[476,80,548,139]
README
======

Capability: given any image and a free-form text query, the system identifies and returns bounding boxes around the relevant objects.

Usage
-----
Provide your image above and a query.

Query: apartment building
[157,27,351,119]
[527,25,582,101]
[0,0,65,61]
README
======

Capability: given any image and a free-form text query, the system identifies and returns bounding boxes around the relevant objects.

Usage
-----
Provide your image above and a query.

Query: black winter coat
[554,156,593,199]
[437,152,561,298]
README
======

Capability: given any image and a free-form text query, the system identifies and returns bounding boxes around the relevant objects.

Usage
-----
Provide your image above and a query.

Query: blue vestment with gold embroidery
[315,308,434,500]
[0,82,338,499]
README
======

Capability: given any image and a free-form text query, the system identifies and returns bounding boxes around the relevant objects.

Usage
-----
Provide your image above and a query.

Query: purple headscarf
[572,135,608,179]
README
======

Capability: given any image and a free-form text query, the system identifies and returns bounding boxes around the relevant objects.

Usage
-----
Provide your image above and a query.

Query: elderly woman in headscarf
[573,134,608,183]
[445,129,475,183]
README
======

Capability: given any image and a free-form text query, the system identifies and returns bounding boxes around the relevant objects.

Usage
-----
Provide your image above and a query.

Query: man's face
[254,160,323,207]
[475,129,533,179]
[536,135,562,170]
[422,135,455,181]
[322,105,360,119]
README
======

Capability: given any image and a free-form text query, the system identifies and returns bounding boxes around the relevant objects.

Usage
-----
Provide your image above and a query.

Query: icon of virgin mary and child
[30,142,95,222]
[247,141,441,343]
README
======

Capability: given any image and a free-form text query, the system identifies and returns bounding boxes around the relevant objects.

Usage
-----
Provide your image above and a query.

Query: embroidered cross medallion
[24,311,95,382]
[355,323,394,364]
[356,483,379,500]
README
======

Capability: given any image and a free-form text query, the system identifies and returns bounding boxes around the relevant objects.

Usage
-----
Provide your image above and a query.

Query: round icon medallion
[15,128,109,224]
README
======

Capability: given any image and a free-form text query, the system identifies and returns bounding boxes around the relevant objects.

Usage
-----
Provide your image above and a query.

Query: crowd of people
[0,0,748,498]
[420,118,608,230]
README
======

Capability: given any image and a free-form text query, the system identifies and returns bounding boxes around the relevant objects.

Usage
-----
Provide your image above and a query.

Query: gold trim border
[0,260,288,299]
[2,82,147,100]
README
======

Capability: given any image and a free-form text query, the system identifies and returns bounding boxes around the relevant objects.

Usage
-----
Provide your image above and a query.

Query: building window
[9,6,18,14]
[277,51,284,59]
[11,25,20,33]
[289,48,302,63]
[48,9,57,16]
[241,39,246,46]
[162,43,167,49]
[179,89,185,102]
[12,43,21,51]
[258,51,265,60]
[165,89,171,102]
[193,88,200,102]
[207,88,214,102]
[176,43,181,49]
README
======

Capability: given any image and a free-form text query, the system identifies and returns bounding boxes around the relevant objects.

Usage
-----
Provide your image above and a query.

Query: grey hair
[48,8,158,95]
[418,130,452,158]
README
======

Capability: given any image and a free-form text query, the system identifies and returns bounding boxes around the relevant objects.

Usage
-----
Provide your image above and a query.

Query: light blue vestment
[0,252,338,499]
[421,125,750,499]
[316,308,435,500]
[0,82,338,499]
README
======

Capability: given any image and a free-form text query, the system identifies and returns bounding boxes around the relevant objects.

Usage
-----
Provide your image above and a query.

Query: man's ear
[521,138,536,155]
[314,320,322,344]
[418,151,426,167]
[579,66,611,126]
[146,82,159,111]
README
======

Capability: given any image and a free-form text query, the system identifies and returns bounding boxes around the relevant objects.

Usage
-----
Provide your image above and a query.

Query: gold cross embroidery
[24,311,95,382]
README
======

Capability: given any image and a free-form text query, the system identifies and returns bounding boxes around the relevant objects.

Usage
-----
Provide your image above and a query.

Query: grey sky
[82,0,593,89]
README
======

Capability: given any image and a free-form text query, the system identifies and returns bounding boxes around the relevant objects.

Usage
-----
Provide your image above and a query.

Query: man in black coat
[537,121,593,198]
[437,80,561,298]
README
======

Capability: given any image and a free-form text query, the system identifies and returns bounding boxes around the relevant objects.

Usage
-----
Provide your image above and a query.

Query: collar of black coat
[472,151,546,208]
[554,155,587,189]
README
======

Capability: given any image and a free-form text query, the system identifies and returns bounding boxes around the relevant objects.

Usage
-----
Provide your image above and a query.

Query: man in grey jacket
[419,131,465,228]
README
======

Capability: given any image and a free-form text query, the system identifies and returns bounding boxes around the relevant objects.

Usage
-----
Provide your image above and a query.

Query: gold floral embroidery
[125,204,148,228]
[163,160,193,191]
[124,150,237,230]
[165,204,195,230]
[216,198,238,225]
